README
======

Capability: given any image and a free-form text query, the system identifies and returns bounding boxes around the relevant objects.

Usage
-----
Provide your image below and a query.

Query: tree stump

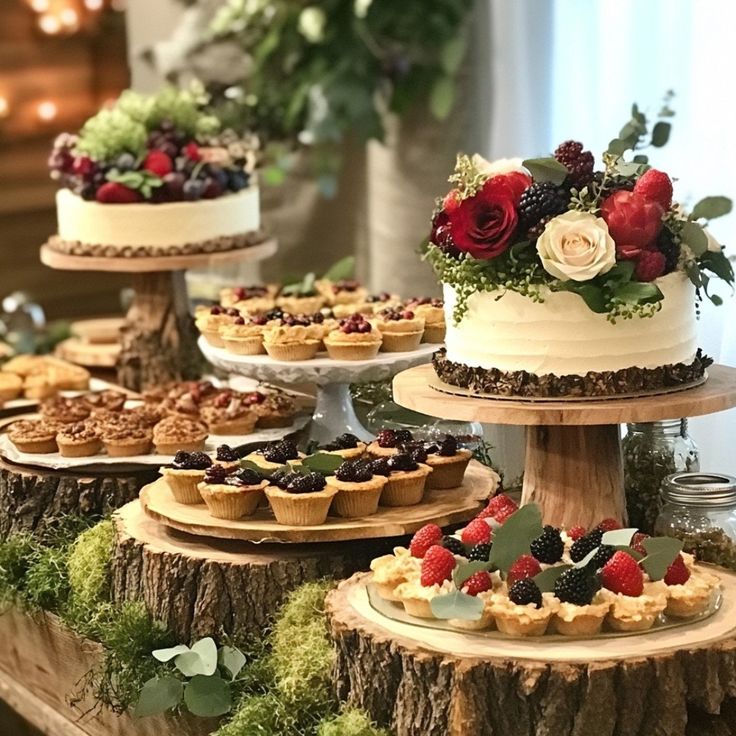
[117,271,203,392]
[326,572,736,736]
[0,457,155,539]
[111,501,396,643]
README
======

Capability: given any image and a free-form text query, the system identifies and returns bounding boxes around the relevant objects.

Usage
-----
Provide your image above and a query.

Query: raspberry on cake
[46,87,263,258]
[426,112,733,398]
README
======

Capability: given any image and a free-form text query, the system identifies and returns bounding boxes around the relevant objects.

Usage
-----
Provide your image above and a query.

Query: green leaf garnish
[183,674,232,718]
[640,537,683,581]
[322,255,355,282]
[430,590,485,621]
[135,676,183,718]
[489,504,543,573]
[533,565,571,592]
[300,452,343,475]
[601,528,638,547]
[522,157,568,185]
[453,560,492,588]
[650,121,671,147]
[690,196,733,221]
[681,221,709,256]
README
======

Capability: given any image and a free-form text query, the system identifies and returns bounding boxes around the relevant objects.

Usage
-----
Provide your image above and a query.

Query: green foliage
[76,108,148,161]
[207,0,475,152]
[24,547,70,611]
[317,707,391,736]
[0,533,36,600]
[67,520,114,610]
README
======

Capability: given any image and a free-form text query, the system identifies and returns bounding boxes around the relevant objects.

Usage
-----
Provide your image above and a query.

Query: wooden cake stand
[393,363,736,528]
[40,241,277,392]
[327,570,736,736]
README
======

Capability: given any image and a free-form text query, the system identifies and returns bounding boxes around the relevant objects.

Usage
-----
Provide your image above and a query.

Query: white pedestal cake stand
[199,337,436,443]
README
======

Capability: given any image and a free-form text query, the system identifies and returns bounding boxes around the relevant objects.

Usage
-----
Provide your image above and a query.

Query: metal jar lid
[662,472,736,508]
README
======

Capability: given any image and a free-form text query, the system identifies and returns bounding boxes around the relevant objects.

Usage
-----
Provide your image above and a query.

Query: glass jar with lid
[654,472,736,570]
[623,419,700,533]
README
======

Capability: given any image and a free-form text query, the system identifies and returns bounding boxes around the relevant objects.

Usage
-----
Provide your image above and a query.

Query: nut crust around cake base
[44,229,268,258]
[432,348,713,398]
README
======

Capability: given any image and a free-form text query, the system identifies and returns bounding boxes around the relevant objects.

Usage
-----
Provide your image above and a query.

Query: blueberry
[116,153,136,171]
[183,179,204,201]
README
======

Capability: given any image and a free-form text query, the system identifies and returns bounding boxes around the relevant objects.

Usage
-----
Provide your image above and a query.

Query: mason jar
[654,472,736,569]
[623,419,700,533]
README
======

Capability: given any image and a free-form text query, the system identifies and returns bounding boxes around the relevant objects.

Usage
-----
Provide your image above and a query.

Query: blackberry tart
[245,439,304,471]
[424,434,473,489]
[366,428,415,459]
[198,465,268,520]
[264,471,337,526]
[325,459,388,518]
[376,452,433,507]
[161,450,213,503]
[319,432,367,460]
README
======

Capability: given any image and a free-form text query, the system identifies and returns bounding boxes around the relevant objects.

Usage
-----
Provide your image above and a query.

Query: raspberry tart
[372,308,425,353]
[262,315,323,361]
[325,459,388,518]
[264,471,337,526]
[161,450,213,503]
[220,284,276,314]
[404,298,446,344]
[199,465,268,520]
[220,314,268,356]
[323,314,382,360]
[46,88,263,259]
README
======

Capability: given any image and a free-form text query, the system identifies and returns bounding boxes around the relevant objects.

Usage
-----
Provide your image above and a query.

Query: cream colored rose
[472,154,525,178]
[536,211,616,282]
[705,227,723,253]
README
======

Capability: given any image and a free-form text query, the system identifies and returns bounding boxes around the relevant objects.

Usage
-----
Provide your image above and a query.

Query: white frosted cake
[425,124,732,396]
[46,87,264,258]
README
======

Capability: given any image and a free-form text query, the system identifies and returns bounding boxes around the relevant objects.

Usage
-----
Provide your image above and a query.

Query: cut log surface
[326,572,736,736]
[111,501,396,643]
[0,456,154,538]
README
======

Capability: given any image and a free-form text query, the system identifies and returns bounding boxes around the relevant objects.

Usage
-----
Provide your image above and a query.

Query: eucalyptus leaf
[690,196,733,221]
[640,537,683,580]
[522,157,568,185]
[650,121,671,147]
[175,637,218,677]
[612,160,646,178]
[631,103,646,124]
[429,76,455,121]
[533,564,571,593]
[681,221,709,256]
[152,644,190,663]
[183,675,232,718]
[453,560,492,588]
[601,528,638,547]
[559,283,607,313]
[135,676,183,719]
[430,590,485,621]
[239,459,276,477]
[301,452,343,475]
[573,548,600,569]
[632,154,649,164]
[614,281,663,305]
[322,255,355,282]
[440,33,467,75]
[699,250,734,282]
[218,645,247,681]
[606,138,629,156]
[488,504,543,573]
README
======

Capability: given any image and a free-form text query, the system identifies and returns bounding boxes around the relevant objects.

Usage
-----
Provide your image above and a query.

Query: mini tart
[161,467,208,504]
[220,322,265,355]
[325,474,388,518]
[275,294,326,315]
[551,592,611,636]
[81,389,127,413]
[373,313,425,353]
[489,591,558,636]
[195,310,234,348]
[40,397,91,424]
[409,302,446,343]
[56,422,102,458]
[601,581,668,632]
[321,442,367,460]
[393,578,454,619]
[199,479,269,519]
[362,294,402,315]
[425,448,473,489]
[254,393,297,429]
[323,330,382,361]
[366,440,400,458]
[244,449,305,471]
[264,485,338,526]
[219,284,278,308]
[7,420,59,454]
[380,464,433,507]
[153,417,208,455]
[0,372,22,401]
[664,569,721,618]
[262,324,322,361]
[316,279,368,306]
[332,303,372,319]
[199,403,258,435]
[449,591,496,631]
[369,547,420,601]
[231,295,276,314]
[101,425,153,457]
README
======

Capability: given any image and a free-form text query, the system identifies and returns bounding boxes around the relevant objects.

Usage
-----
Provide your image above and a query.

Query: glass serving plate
[367,583,722,642]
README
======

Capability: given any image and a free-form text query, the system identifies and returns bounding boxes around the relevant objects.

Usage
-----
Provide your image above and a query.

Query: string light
[0,97,9,119]
[59,7,79,29]
[38,12,62,34]
[84,0,103,9]
[30,0,50,12]
[36,100,58,122]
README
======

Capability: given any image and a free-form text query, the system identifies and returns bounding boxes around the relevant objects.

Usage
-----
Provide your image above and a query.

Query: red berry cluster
[340,313,373,334]
[379,308,415,321]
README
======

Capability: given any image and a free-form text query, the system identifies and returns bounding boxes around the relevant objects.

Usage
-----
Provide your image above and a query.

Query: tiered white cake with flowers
[426,103,733,397]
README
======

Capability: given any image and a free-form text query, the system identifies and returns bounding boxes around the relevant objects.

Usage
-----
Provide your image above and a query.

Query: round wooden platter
[40,239,277,273]
[112,500,396,643]
[327,570,736,736]
[139,460,497,544]
[393,363,736,426]
[56,336,120,368]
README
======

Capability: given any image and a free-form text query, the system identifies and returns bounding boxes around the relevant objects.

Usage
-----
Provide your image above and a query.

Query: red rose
[600,190,664,260]
[449,173,531,260]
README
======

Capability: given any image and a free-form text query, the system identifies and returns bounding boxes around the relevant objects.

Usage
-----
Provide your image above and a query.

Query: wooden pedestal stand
[393,363,736,528]
[40,242,277,392]
[110,500,398,643]
[0,456,156,538]
[327,572,736,736]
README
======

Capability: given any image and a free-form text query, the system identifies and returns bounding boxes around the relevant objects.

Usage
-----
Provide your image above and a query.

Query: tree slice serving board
[139,460,497,544]
[327,570,736,736]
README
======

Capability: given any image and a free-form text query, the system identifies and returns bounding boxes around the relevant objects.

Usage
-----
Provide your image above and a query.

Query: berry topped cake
[426,105,733,397]
[46,86,263,258]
